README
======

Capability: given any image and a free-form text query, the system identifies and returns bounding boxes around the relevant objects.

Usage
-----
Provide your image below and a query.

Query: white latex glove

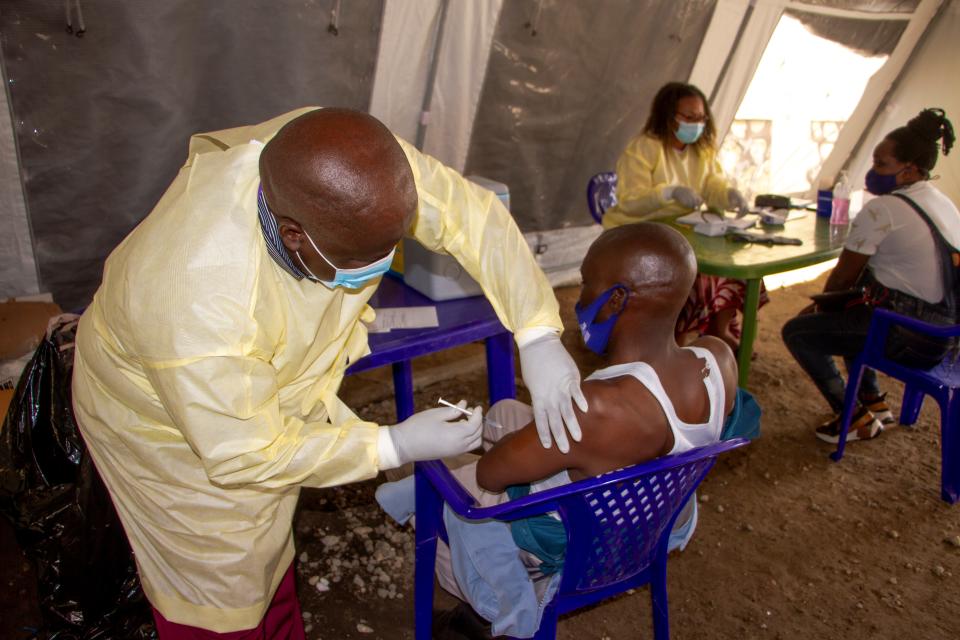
[663,185,703,210]
[518,334,588,453]
[727,188,750,217]
[384,402,483,467]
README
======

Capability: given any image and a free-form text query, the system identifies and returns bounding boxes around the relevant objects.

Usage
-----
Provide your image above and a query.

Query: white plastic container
[402,176,510,301]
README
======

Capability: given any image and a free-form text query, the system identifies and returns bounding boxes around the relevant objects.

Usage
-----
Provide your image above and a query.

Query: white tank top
[584,346,727,455]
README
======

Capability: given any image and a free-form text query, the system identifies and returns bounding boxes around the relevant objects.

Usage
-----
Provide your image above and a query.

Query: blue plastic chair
[831,308,960,503]
[587,172,618,224]
[413,437,749,639]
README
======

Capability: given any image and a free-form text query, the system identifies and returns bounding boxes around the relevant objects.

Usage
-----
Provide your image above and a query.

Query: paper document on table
[367,306,439,333]
[675,211,756,230]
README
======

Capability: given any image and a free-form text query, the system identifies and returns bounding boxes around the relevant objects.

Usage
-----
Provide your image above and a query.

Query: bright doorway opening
[718,12,892,204]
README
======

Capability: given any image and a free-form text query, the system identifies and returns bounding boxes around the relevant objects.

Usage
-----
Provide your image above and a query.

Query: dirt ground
[2,273,959,639]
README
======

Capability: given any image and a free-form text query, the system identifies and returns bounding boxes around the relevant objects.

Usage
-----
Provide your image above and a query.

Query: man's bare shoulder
[573,376,671,473]
[690,335,738,414]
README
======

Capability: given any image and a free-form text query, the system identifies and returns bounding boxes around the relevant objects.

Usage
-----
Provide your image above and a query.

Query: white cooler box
[402,176,509,301]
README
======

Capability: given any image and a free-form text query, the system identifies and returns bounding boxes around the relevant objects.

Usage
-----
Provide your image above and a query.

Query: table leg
[485,331,516,404]
[738,278,762,388]
[392,360,415,421]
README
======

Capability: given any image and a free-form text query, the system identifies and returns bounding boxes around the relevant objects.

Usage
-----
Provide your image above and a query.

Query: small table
[671,214,844,386]
[346,274,516,421]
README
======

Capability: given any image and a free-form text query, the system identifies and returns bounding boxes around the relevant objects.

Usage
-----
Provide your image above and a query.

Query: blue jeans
[782,303,948,413]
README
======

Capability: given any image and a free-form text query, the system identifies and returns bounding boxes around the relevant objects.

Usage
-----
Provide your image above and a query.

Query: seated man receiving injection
[378,223,740,638]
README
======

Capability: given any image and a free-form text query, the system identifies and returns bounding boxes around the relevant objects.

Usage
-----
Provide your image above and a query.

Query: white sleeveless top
[584,346,727,455]
[529,346,727,497]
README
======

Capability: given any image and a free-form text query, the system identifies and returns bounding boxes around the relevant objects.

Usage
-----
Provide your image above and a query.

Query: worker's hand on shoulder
[385,402,483,467]
[663,185,703,209]
[518,333,588,454]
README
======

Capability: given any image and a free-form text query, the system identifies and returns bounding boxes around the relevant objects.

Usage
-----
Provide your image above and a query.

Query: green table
[669,214,844,387]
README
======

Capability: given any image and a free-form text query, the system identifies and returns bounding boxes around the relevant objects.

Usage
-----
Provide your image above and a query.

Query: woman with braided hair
[782,108,958,443]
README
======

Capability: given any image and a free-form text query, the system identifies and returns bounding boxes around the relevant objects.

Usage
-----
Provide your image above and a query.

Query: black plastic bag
[0,317,156,639]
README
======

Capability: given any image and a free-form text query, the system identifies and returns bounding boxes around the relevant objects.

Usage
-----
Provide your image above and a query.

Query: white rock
[299,551,309,563]
[321,535,341,548]
[357,622,374,634]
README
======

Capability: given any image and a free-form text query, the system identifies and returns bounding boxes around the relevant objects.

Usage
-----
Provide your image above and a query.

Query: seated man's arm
[476,381,669,493]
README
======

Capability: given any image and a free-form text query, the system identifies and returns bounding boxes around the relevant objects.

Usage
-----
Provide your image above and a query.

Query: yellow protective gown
[602,133,734,228]
[71,107,561,632]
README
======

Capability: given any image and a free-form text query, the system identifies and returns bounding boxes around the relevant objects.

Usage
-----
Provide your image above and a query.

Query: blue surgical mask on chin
[675,120,705,145]
[298,229,395,290]
[574,284,629,355]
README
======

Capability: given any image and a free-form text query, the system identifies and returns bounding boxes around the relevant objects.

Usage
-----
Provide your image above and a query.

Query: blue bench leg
[941,392,959,504]
[392,360,415,421]
[486,331,516,404]
[414,467,442,639]
[899,385,925,426]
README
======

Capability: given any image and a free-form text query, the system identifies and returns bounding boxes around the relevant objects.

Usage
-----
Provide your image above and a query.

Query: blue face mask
[574,284,629,355]
[298,228,395,290]
[675,120,705,145]
[864,168,902,196]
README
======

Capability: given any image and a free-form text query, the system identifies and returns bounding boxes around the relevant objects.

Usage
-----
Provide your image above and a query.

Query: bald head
[582,223,696,318]
[259,108,417,265]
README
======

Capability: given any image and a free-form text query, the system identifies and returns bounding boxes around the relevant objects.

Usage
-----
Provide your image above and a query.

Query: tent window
[719,10,905,199]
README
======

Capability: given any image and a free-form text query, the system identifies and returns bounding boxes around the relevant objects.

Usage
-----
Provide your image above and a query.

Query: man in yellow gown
[71,108,586,636]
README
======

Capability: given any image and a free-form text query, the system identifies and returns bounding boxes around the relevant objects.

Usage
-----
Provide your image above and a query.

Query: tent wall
[0,1,954,306]
[0,45,38,299]
[464,0,718,232]
[811,0,942,191]
[370,0,504,171]
[844,0,959,204]
[691,0,785,139]
[0,0,383,310]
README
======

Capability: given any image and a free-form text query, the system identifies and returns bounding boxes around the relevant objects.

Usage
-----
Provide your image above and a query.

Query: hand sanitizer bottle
[830,171,851,226]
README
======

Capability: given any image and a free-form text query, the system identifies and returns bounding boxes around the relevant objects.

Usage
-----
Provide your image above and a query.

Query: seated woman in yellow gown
[603,81,767,350]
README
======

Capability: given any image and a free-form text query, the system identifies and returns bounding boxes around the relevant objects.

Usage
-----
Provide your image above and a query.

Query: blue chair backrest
[587,172,618,224]
[417,436,748,625]
[559,455,710,592]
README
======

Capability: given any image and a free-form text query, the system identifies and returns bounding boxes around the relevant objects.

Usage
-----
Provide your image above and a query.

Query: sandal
[859,392,895,426]
[815,406,882,443]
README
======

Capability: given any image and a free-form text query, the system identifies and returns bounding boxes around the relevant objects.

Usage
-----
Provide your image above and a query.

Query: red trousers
[151,563,306,639]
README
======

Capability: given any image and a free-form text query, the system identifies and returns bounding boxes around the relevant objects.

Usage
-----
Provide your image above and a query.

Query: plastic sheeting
[464,0,718,232]
[792,0,920,10]
[845,0,959,206]
[0,47,38,300]
[788,8,908,56]
[370,0,504,171]
[0,0,384,311]
[1,317,155,638]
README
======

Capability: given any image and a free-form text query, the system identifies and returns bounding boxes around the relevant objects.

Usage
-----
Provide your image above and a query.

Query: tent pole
[415,0,451,151]
[0,45,42,295]
[708,0,756,105]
